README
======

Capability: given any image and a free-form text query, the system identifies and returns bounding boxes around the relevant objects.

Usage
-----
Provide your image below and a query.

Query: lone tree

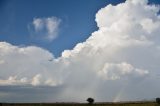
[87,98,94,104]
[156,98,160,104]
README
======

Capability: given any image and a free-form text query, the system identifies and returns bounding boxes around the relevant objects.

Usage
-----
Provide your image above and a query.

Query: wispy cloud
[30,17,61,42]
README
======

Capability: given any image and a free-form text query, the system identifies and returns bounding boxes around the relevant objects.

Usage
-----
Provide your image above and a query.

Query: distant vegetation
[0,98,160,106]
[156,98,160,104]
[86,98,94,104]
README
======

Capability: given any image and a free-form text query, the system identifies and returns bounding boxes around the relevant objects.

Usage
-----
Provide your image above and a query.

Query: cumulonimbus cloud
[1,0,160,102]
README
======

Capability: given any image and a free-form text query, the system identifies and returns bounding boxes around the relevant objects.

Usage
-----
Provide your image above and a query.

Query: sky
[0,0,160,103]
[0,0,125,57]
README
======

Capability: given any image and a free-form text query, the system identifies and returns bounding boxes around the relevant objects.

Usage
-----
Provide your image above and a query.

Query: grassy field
[0,101,158,106]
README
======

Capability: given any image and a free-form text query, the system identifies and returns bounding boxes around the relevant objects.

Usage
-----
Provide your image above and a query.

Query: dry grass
[0,101,157,106]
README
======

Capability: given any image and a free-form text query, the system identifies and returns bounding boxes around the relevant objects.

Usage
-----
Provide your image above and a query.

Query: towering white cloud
[1,0,160,102]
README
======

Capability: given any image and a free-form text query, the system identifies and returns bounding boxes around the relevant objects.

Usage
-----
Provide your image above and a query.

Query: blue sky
[1,0,160,103]
[0,0,126,57]
[0,0,159,57]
